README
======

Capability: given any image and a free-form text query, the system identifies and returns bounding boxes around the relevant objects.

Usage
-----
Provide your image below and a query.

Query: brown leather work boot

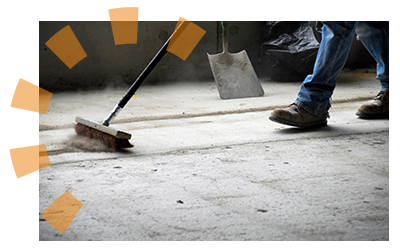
[269,103,328,128]
[356,91,389,119]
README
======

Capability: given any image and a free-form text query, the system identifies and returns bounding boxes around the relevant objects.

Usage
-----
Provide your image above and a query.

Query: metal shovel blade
[208,50,264,99]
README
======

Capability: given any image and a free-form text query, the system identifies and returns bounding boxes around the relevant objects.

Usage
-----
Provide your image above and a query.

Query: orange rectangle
[45,25,87,69]
[108,7,139,21]
[10,144,51,178]
[11,79,35,112]
[11,79,53,114]
[41,191,83,234]
[9,145,39,179]
[110,21,138,45]
[167,18,206,61]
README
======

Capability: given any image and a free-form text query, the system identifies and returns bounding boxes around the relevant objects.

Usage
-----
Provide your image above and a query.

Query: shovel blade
[208,50,264,99]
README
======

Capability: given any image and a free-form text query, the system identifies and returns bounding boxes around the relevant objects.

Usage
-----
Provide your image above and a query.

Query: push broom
[74,21,190,148]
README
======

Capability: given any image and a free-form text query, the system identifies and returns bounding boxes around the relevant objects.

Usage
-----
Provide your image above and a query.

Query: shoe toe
[271,108,285,117]
[358,103,384,115]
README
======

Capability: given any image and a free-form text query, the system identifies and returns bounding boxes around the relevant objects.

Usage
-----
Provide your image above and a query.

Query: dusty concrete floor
[38,70,390,241]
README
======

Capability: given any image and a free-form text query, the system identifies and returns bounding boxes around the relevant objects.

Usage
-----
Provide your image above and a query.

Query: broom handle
[222,21,228,53]
[103,21,188,126]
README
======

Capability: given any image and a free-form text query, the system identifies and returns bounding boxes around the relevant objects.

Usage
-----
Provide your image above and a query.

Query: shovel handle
[221,21,228,53]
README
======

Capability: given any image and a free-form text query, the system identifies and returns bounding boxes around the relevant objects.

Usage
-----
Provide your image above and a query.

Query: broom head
[74,117,133,148]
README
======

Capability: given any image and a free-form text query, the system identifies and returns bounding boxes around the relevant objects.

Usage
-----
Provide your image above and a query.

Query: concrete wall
[39,21,374,92]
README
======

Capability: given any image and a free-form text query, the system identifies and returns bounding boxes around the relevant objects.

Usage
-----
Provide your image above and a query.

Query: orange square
[45,25,87,69]
[110,21,138,45]
[11,79,36,113]
[108,7,139,21]
[8,145,39,179]
[41,191,83,234]
[10,144,51,178]
[167,18,206,61]
[11,79,53,114]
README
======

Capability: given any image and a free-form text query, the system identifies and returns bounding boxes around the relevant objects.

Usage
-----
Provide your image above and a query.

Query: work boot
[269,103,328,128]
[356,91,389,119]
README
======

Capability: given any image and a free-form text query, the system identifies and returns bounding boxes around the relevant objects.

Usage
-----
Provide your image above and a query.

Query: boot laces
[374,91,389,103]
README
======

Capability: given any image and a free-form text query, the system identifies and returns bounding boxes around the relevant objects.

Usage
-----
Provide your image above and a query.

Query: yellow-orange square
[45,25,87,69]
[11,79,53,114]
[41,191,83,234]
[10,144,51,178]
[110,21,138,45]
[167,18,206,61]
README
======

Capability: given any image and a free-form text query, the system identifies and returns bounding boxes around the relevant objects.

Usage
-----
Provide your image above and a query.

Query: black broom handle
[119,34,171,107]
[102,21,187,126]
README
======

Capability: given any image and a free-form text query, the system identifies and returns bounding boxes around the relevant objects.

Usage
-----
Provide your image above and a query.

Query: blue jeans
[295,21,389,117]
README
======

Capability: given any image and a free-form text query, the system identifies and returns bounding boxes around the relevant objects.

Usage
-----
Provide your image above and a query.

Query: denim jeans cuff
[294,101,330,118]
[380,85,389,92]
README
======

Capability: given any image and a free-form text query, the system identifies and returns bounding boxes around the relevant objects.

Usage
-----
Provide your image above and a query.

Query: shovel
[207,21,264,99]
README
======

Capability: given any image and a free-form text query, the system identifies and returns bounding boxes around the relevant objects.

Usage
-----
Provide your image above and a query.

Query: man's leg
[270,21,358,127]
[295,21,358,117]
[356,21,389,119]
[356,21,389,92]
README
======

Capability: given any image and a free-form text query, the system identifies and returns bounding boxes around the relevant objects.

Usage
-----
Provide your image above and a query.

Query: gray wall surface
[39,21,374,92]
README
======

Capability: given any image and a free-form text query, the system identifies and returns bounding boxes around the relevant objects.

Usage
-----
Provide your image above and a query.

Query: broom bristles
[74,123,133,148]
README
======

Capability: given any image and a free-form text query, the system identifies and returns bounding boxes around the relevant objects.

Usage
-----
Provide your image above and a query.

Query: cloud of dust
[63,134,117,153]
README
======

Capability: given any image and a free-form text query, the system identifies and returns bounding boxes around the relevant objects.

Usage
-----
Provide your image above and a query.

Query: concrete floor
[39,69,389,241]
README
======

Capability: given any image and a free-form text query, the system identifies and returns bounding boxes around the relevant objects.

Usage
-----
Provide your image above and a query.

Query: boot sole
[356,111,389,119]
[269,115,327,128]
